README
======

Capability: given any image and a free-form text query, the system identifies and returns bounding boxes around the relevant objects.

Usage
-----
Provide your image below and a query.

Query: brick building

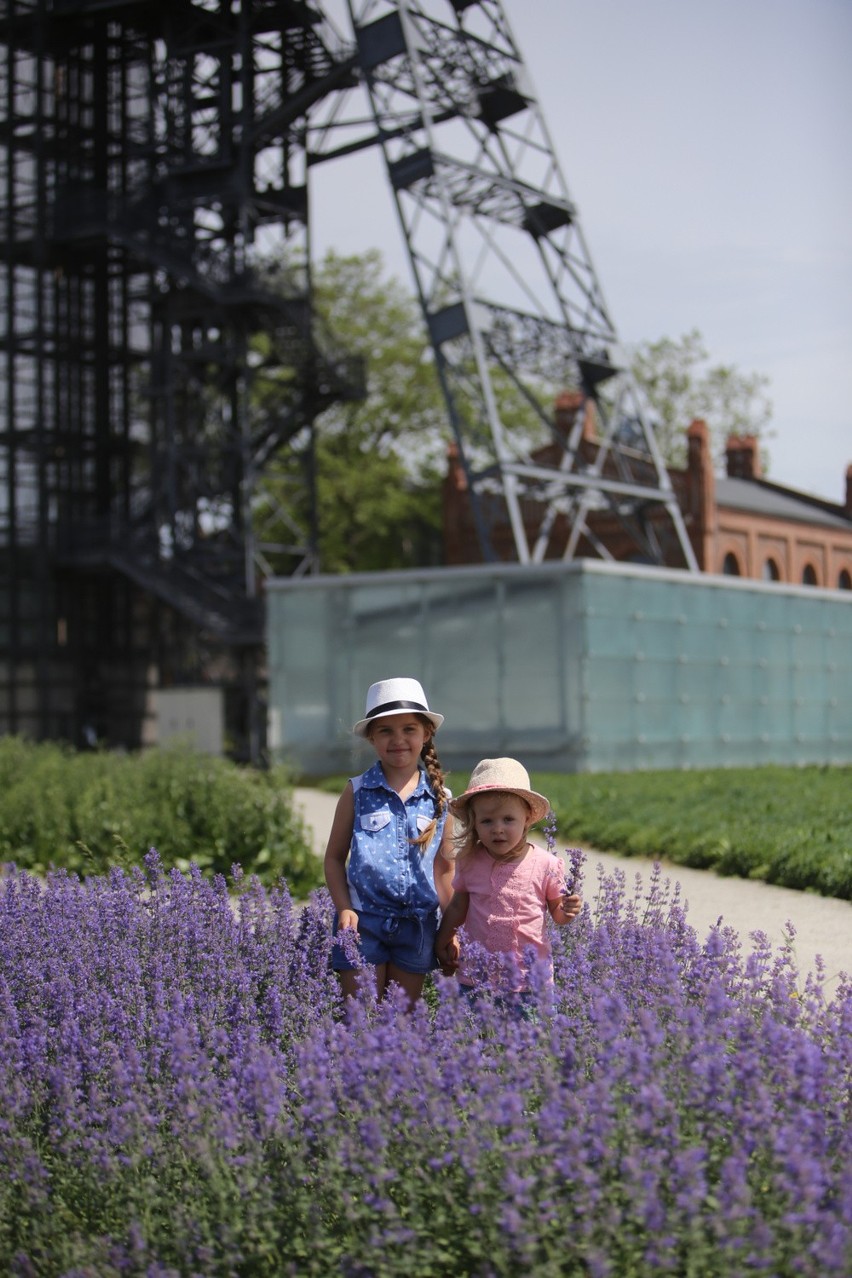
[443,394,852,589]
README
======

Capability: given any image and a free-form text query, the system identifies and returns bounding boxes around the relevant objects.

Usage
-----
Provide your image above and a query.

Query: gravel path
[294,787,852,990]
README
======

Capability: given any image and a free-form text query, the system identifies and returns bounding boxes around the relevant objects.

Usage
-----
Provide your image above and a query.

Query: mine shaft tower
[337,0,697,572]
[0,0,697,760]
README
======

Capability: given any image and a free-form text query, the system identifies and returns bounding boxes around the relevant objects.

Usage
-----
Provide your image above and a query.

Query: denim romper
[331,761,449,974]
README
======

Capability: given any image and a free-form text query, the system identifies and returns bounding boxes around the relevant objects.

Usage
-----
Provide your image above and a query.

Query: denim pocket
[360,809,391,833]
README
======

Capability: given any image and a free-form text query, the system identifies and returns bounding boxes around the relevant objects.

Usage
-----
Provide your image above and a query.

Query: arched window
[839,569,852,590]
[802,564,818,586]
[762,558,780,582]
[722,553,740,576]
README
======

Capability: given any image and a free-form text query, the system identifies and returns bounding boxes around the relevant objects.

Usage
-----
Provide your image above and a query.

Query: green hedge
[533,765,852,901]
[313,763,852,899]
[15,745,847,901]
[0,737,322,894]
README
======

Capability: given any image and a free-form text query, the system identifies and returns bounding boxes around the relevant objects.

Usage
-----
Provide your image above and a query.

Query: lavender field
[1,850,850,1277]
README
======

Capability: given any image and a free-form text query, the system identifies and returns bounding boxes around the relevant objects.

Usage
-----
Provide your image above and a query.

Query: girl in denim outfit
[324,677,454,1006]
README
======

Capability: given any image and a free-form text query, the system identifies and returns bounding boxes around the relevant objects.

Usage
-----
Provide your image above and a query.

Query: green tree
[254,249,449,573]
[252,252,772,575]
[252,248,548,573]
[630,328,773,470]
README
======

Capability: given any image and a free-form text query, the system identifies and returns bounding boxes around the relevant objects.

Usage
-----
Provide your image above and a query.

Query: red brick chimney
[445,440,467,491]
[686,419,716,570]
[725,435,761,480]
[443,442,473,565]
[554,389,582,437]
[554,390,596,442]
[554,388,600,444]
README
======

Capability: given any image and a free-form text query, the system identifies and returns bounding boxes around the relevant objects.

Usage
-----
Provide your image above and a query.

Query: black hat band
[366,699,428,719]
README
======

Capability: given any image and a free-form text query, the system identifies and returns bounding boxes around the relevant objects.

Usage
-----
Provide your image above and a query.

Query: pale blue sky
[309,0,852,503]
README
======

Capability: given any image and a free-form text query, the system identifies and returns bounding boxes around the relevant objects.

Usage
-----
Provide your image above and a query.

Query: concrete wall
[266,560,852,776]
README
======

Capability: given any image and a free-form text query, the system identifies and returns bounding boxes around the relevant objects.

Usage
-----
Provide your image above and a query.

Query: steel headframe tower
[318,0,698,568]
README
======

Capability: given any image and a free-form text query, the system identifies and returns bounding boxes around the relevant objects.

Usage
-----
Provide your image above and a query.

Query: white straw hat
[352,677,444,737]
[449,758,550,825]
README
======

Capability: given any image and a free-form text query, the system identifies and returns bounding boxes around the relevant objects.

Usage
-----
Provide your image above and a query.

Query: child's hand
[437,933,460,975]
[557,892,582,924]
[339,908,360,936]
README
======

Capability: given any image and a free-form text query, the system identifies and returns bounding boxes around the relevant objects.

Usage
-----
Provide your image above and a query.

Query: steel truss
[311,0,699,567]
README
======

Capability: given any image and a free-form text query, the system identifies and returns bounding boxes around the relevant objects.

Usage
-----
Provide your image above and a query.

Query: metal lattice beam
[322,0,698,568]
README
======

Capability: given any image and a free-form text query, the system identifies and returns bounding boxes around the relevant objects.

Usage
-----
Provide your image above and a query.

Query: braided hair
[411,725,448,852]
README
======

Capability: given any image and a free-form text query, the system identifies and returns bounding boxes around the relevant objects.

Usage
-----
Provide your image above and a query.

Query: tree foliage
[251,249,774,575]
[254,250,448,574]
[630,328,773,470]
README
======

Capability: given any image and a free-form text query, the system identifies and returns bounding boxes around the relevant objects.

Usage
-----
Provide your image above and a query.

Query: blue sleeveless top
[346,761,449,916]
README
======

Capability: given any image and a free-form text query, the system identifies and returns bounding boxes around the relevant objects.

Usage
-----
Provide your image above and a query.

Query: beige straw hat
[449,758,550,825]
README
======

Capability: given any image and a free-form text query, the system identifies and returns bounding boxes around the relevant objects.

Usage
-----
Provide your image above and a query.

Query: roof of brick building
[716,477,852,530]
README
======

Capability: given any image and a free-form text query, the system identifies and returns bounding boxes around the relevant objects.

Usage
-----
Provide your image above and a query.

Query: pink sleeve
[544,858,567,901]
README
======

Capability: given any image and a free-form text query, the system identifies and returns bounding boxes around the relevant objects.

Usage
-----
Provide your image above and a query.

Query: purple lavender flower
[1,855,850,1274]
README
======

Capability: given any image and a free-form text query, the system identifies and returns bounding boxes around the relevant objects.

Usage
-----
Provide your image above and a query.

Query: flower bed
[1,853,850,1276]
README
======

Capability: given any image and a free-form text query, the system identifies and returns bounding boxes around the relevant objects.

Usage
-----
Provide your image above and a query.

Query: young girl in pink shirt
[435,758,581,1001]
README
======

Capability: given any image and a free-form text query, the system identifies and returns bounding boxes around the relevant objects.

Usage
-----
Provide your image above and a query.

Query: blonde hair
[366,713,448,853]
[451,790,533,863]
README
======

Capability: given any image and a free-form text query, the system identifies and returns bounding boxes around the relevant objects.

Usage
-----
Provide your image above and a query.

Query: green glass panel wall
[266,561,852,775]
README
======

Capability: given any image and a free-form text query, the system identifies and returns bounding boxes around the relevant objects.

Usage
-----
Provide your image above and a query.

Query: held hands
[436,932,460,976]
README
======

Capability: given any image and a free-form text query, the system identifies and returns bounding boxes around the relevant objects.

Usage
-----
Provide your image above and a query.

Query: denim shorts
[331,908,438,975]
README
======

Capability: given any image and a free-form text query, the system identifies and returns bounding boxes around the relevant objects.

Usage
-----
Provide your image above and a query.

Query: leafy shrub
[0,737,321,893]
[0,855,850,1275]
